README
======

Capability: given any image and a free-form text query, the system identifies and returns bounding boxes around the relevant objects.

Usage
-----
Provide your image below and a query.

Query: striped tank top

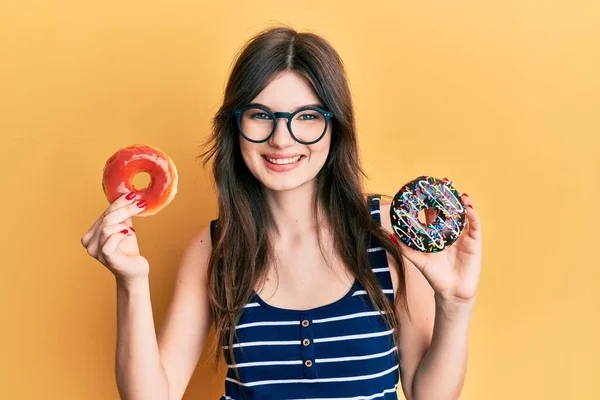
[209,195,399,399]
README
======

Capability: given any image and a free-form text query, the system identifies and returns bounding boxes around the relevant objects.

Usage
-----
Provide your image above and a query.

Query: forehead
[250,71,322,111]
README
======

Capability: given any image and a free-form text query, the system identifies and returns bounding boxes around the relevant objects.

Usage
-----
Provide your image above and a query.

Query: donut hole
[132,172,152,190]
[418,208,438,225]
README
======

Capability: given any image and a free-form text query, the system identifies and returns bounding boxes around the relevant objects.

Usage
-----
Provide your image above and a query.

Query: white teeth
[265,156,302,165]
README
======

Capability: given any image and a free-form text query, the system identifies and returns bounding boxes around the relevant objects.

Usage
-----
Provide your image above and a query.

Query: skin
[238,71,355,307]
[80,70,482,400]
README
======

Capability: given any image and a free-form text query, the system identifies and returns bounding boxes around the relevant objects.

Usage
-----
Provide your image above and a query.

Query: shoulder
[187,224,213,258]
[176,224,213,284]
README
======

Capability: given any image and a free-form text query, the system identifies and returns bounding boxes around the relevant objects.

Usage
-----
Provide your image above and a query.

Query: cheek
[309,133,332,160]
[239,137,258,170]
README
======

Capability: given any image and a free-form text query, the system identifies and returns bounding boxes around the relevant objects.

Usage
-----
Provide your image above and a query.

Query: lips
[262,153,305,159]
[261,155,306,172]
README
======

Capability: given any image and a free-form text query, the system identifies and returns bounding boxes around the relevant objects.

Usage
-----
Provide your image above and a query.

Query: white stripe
[312,311,385,324]
[236,320,299,330]
[290,384,399,400]
[225,363,398,387]
[370,210,380,215]
[367,246,384,253]
[371,197,381,202]
[222,340,300,349]
[372,267,389,273]
[227,347,397,369]
[315,346,397,363]
[236,311,384,330]
[222,328,393,349]
[223,397,234,400]
[313,328,394,344]
[244,302,260,308]
[228,359,303,368]
[352,289,394,296]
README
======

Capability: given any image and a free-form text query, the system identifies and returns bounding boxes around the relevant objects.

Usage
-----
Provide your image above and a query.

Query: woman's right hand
[81,192,150,283]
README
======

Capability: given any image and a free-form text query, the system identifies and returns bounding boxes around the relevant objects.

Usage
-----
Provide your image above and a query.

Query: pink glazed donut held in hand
[102,144,178,216]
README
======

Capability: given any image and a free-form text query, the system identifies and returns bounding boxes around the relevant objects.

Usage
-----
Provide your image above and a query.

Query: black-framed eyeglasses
[233,104,334,145]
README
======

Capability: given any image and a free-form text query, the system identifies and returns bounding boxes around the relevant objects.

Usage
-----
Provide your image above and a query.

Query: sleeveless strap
[367,194,382,225]
[366,194,395,304]
[210,219,218,242]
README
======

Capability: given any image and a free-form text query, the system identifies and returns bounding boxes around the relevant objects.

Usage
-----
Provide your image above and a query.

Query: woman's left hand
[395,190,482,304]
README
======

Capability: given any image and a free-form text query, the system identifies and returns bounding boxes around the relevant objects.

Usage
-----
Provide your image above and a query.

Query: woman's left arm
[380,192,482,400]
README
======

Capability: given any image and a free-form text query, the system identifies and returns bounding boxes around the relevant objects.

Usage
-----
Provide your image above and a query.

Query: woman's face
[238,70,331,192]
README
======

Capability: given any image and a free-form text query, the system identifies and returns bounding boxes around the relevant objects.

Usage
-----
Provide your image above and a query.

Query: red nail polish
[136,200,147,208]
[388,233,400,246]
[463,193,469,197]
[120,229,129,234]
[126,192,136,200]
[129,226,136,232]
[467,204,474,209]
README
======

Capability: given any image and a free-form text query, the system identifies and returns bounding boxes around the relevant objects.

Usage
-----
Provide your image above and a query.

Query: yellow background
[1,0,598,399]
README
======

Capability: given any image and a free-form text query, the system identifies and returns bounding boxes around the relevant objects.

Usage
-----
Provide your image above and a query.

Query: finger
[396,240,427,271]
[81,192,139,247]
[99,223,132,246]
[464,204,481,241]
[102,200,146,227]
[81,218,102,248]
[87,223,129,258]
[101,229,132,264]
[87,203,143,258]
[459,192,473,206]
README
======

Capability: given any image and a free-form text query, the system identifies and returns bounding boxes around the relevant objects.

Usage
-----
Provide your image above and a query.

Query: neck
[263,181,325,241]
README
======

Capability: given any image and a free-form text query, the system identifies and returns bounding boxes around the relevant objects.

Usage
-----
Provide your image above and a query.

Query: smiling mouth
[263,155,305,165]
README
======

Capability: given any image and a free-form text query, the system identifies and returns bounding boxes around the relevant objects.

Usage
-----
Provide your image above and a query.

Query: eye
[250,112,272,120]
[296,112,320,121]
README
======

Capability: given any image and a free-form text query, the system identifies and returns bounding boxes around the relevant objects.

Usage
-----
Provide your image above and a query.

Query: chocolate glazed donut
[390,176,467,253]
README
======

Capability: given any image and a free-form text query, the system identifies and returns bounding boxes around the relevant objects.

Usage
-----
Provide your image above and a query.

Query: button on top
[304,359,313,367]
[302,338,310,346]
[301,319,310,327]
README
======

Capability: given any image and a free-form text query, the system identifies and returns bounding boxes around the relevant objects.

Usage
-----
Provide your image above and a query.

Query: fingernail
[129,226,136,232]
[463,193,469,197]
[136,200,147,208]
[442,177,449,182]
[388,233,400,246]
[120,229,129,234]
[467,204,474,209]
[126,192,136,200]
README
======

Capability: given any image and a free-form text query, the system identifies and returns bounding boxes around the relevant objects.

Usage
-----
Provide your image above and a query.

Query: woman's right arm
[115,226,213,400]
[81,193,213,400]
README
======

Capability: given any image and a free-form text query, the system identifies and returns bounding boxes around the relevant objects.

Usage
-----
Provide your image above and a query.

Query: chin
[260,176,309,192]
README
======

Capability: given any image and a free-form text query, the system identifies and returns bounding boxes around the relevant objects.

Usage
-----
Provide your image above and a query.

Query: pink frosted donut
[102,144,178,216]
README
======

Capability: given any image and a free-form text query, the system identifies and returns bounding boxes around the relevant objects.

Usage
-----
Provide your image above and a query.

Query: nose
[268,117,296,148]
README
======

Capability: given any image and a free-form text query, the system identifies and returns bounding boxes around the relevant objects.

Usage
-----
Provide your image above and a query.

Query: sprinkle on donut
[390,176,466,253]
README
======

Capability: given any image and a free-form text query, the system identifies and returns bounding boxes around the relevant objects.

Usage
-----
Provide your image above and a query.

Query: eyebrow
[251,102,324,111]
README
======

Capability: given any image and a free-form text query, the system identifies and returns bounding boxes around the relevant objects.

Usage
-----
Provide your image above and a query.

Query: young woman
[81,27,482,400]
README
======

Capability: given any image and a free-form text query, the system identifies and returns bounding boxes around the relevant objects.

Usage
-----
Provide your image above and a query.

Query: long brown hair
[197,26,410,373]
